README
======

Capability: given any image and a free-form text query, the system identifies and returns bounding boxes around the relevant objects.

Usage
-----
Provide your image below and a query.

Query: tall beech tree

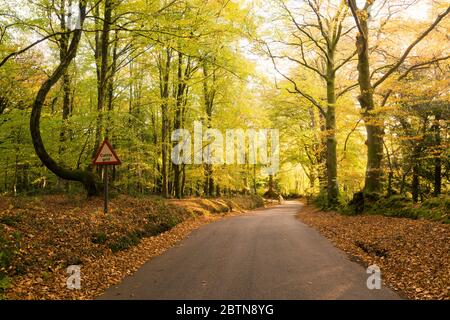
[93,0,113,156]
[347,0,450,197]
[202,57,218,197]
[265,0,357,207]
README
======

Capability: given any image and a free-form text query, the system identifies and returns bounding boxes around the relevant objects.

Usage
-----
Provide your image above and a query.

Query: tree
[29,0,100,196]
[383,54,449,201]
[347,0,450,197]
[263,0,357,207]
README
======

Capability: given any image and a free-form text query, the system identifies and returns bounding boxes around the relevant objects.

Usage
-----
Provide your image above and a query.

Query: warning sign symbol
[93,139,121,165]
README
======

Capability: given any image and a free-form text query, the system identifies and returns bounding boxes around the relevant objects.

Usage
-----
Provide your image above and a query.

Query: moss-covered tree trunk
[325,50,339,206]
[354,17,384,196]
[202,59,216,197]
[412,147,420,203]
[173,52,188,199]
[93,0,112,159]
[160,48,171,198]
[433,111,442,196]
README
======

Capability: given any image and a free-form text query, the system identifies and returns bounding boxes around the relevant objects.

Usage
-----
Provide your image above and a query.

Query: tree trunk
[181,163,186,196]
[59,0,72,147]
[325,56,339,206]
[412,146,420,203]
[268,174,274,194]
[433,111,442,196]
[173,52,185,199]
[318,112,327,194]
[58,0,72,192]
[202,59,216,197]
[160,49,171,198]
[30,2,99,196]
[93,0,112,157]
[355,19,384,195]
[203,164,214,196]
[106,30,118,138]
[253,163,257,194]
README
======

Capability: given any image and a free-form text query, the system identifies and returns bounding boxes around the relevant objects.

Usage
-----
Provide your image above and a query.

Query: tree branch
[0,31,74,68]
[264,42,326,116]
[373,6,450,88]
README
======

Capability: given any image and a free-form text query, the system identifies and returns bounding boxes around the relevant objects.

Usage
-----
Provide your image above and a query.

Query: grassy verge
[312,194,449,223]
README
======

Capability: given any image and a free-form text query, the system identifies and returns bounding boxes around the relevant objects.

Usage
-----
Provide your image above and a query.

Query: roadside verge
[297,204,450,300]
[0,194,264,299]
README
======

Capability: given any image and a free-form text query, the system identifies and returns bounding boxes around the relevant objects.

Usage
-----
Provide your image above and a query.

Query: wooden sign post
[93,139,121,213]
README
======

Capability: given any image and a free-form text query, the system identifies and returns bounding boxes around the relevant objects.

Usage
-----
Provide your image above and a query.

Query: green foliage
[366,196,418,219]
[346,195,450,222]
[108,232,142,253]
[422,195,450,211]
[91,232,107,245]
[0,0,267,198]
[108,205,183,253]
[146,207,183,233]
[0,215,21,227]
[311,192,329,211]
[311,192,348,212]
[0,225,19,291]
[418,196,450,223]
[0,0,447,206]
[0,275,11,294]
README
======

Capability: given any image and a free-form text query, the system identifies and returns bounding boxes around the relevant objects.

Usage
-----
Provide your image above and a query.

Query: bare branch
[340,118,362,161]
[0,31,74,68]
[379,55,450,106]
[334,48,357,73]
[373,6,450,88]
[265,43,326,116]
[270,53,327,79]
[336,82,359,98]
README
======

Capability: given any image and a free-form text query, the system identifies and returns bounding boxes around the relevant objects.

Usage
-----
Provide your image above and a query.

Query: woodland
[0,0,448,211]
[0,0,449,300]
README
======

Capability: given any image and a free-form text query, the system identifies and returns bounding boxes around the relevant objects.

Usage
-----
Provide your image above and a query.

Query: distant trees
[383,59,449,202]
[263,0,357,207]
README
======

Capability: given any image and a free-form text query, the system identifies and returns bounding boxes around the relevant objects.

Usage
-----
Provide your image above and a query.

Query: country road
[99,201,400,300]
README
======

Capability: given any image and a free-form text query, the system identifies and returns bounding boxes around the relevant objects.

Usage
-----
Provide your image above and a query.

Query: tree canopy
[0,0,448,206]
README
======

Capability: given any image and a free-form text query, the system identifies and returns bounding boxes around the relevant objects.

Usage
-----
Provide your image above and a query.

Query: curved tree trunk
[30,1,99,197]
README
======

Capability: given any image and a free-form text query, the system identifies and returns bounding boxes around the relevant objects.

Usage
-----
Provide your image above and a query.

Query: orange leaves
[298,205,450,300]
[0,194,262,300]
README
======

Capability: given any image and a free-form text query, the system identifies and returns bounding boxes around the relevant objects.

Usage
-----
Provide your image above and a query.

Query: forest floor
[0,194,264,300]
[297,204,450,300]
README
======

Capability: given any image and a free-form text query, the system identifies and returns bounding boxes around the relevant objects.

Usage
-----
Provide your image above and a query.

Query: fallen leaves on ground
[0,194,262,300]
[297,205,450,300]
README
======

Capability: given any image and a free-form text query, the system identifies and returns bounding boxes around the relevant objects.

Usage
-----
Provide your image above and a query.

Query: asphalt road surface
[99,201,400,300]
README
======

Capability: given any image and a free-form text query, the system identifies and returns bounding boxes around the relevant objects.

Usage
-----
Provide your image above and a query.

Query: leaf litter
[0,194,263,300]
[297,204,450,300]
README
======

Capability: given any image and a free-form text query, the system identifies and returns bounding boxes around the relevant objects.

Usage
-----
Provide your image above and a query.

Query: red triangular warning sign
[93,139,121,165]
